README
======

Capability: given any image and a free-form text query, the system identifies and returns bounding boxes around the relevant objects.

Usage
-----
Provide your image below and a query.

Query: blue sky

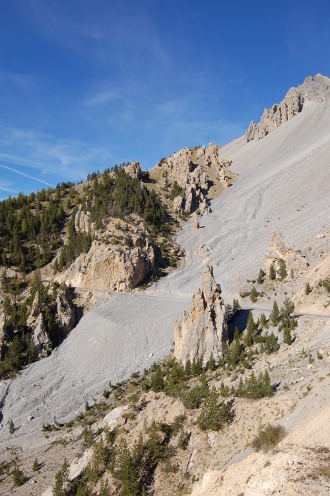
[0,0,329,198]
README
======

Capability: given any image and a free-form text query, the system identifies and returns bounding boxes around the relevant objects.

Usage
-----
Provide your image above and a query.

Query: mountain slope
[0,74,329,460]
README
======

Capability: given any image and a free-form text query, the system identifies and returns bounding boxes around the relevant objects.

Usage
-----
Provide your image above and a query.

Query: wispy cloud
[85,88,122,107]
[0,125,115,182]
[0,70,38,92]
[0,163,54,187]
[0,178,17,194]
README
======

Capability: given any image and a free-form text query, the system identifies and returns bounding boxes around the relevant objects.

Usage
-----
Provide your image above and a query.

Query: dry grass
[252,424,286,452]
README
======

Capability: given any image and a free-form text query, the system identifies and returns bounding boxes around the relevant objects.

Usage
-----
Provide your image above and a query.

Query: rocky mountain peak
[174,265,228,366]
[245,73,330,142]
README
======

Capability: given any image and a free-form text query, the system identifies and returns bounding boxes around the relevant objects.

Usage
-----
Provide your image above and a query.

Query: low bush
[252,424,286,451]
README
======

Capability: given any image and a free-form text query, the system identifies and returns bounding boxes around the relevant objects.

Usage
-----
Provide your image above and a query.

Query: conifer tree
[151,366,164,392]
[257,269,266,284]
[277,259,287,280]
[245,311,257,346]
[269,263,276,280]
[270,300,280,326]
[283,325,293,345]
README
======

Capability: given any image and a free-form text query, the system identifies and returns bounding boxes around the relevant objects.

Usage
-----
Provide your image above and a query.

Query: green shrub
[177,430,190,450]
[252,424,286,451]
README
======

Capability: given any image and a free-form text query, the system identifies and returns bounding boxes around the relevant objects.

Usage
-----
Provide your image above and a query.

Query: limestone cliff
[174,265,228,366]
[55,218,156,292]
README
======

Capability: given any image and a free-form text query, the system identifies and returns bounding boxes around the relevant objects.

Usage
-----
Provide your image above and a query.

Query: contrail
[0,163,54,187]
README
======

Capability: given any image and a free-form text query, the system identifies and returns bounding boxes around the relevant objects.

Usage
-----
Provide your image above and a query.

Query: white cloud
[0,126,115,182]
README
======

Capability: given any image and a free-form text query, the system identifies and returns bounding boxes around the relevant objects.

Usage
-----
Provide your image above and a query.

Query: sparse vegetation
[252,424,286,451]
[11,465,27,487]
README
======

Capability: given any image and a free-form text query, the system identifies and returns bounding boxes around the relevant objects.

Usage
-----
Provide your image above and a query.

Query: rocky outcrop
[55,291,76,336]
[74,206,94,235]
[265,231,308,277]
[152,143,235,215]
[245,74,330,142]
[174,265,228,366]
[0,293,7,356]
[123,161,141,179]
[55,219,155,292]
[26,287,75,358]
[27,294,52,358]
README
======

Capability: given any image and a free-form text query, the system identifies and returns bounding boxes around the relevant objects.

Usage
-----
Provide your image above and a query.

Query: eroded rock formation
[174,265,228,366]
[265,231,308,277]
[151,143,235,215]
[245,74,330,142]
[55,218,155,292]
[26,287,75,358]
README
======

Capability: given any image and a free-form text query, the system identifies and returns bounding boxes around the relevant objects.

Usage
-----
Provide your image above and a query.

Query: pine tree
[33,458,40,471]
[257,269,266,284]
[269,263,276,280]
[277,259,287,280]
[151,366,164,392]
[206,353,216,371]
[250,286,258,303]
[12,465,26,487]
[283,325,293,345]
[259,313,267,328]
[9,419,15,434]
[245,311,256,346]
[280,298,295,320]
[270,300,280,326]
[184,359,191,377]
[53,458,68,496]
[197,388,231,431]
[305,282,311,295]
[232,298,241,312]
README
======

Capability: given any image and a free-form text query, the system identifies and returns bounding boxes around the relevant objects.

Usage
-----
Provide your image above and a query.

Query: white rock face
[74,206,94,235]
[245,73,330,142]
[55,218,156,292]
[174,265,228,366]
[56,239,155,292]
